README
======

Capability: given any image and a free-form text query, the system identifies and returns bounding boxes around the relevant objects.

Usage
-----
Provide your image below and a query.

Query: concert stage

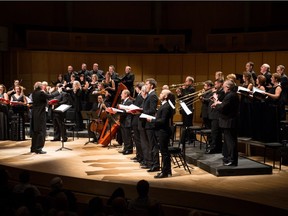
[0,136,288,216]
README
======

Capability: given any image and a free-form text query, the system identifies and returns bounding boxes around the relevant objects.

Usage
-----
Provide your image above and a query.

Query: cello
[98,83,127,147]
[90,104,107,134]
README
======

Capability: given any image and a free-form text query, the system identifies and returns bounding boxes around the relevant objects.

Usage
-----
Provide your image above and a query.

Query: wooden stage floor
[0,137,288,216]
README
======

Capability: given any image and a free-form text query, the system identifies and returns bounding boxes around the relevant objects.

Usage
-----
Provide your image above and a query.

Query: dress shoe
[130,157,138,161]
[223,161,237,166]
[122,150,133,155]
[140,161,147,166]
[62,138,68,142]
[51,139,60,142]
[205,149,216,154]
[36,150,47,154]
[154,172,171,178]
[147,166,160,172]
[141,165,150,169]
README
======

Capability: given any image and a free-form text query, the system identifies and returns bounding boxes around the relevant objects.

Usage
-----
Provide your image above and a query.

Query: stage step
[185,142,273,176]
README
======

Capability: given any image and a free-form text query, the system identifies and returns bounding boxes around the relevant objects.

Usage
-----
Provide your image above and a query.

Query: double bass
[98,83,127,147]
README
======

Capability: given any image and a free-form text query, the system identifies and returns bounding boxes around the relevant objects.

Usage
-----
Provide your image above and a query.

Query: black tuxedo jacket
[119,98,133,128]
[142,91,158,129]
[216,91,239,129]
[131,93,144,127]
[154,101,174,134]
[32,90,59,132]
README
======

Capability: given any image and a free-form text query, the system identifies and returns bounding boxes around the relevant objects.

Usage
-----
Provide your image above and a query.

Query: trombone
[177,88,214,111]
[168,82,205,90]
[175,89,204,103]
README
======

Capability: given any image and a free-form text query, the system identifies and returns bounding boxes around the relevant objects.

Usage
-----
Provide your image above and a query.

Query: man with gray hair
[31,81,62,154]
[260,63,272,91]
[211,79,239,166]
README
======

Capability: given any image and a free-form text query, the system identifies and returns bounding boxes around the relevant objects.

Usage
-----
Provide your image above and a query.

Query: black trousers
[146,129,159,168]
[132,125,143,161]
[31,124,46,152]
[53,112,67,140]
[139,128,150,165]
[120,126,133,152]
[209,119,222,151]
[222,128,238,164]
[157,130,171,174]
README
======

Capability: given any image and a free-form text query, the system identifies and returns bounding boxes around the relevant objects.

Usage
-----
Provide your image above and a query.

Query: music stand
[54,104,72,151]
[81,111,99,145]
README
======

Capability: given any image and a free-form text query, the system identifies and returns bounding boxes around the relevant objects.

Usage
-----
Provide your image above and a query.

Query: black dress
[0,95,9,140]
[10,95,27,141]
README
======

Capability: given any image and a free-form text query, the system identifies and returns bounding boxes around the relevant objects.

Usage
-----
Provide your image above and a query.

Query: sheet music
[139,113,156,119]
[111,107,124,113]
[180,101,192,115]
[237,86,251,93]
[54,104,72,112]
[252,87,265,94]
[168,99,175,109]
[118,104,142,111]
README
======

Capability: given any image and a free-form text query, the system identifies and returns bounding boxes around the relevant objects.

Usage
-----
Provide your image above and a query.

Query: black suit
[142,90,159,168]
[216,91,239,165]
[119,98,133,152]
[153,101,174,174]
[208,88,225,152]
[121,72,135,96]
[31,89,59,152]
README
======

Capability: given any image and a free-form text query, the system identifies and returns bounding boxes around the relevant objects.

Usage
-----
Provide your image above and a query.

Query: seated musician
[0,84,9,140]
[51,83,70,142]
[10,85,27,141]
[88,94,108,143]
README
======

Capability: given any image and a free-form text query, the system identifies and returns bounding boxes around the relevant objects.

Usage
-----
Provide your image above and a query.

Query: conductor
[31,81,62,154]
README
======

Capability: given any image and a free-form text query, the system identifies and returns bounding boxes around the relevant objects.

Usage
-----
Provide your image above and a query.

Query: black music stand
[81,111,98,145]
[54,104,72,151]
